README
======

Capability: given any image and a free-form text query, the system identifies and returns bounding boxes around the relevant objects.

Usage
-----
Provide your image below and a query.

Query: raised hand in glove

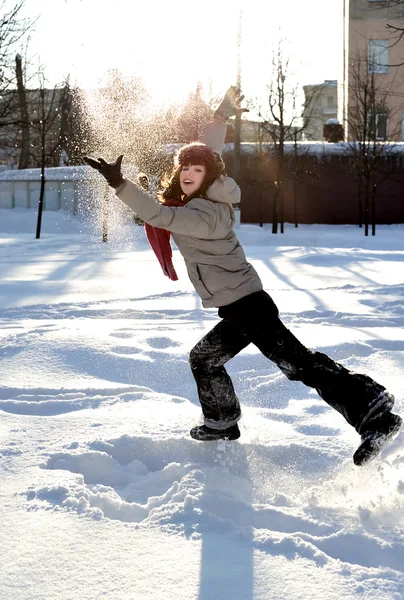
[214,86,249,122]
[83,155,125,188]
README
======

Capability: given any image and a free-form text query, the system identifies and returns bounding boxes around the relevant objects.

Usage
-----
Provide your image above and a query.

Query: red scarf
[144,198,184,281]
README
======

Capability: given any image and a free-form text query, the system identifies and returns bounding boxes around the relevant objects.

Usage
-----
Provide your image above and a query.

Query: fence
[1,144,404,225]
[222,143,404,225]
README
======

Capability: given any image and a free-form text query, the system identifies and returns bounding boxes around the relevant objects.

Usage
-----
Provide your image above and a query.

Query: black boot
[353,411,402,466]
[190,423,240,441]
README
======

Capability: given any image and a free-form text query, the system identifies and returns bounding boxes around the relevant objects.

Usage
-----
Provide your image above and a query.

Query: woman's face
[179,164,206,197]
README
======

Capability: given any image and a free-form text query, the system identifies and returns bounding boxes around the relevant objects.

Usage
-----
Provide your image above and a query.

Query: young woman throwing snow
[84,87,402,466]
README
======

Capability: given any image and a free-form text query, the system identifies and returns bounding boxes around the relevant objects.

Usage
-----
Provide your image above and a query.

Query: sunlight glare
[22,0,342,110]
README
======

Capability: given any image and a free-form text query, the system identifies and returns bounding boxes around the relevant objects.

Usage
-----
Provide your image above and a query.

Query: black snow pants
[189,291,394,433]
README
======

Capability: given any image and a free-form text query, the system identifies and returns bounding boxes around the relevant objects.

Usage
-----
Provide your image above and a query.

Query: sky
[17,0,344,110]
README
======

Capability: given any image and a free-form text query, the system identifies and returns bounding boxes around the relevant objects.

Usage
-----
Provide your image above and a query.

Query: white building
[302,80,339,141]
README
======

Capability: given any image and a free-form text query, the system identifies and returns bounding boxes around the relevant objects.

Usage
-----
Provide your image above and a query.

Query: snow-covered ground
[1,206,403,600]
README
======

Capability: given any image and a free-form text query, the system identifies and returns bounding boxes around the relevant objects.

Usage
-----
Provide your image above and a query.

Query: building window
[327,96,334,108]
[368,40,389,73]
[367,110,388,140]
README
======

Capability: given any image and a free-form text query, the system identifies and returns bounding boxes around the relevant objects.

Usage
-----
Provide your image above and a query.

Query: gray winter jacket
[115,120,263,308]
[116,176,263,307]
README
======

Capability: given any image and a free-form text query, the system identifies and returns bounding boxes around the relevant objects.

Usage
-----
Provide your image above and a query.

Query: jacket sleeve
[202,121,227,156]
[115,180,217,237]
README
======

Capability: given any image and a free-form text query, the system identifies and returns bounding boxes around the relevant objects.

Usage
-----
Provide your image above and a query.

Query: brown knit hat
[175,142,224,173]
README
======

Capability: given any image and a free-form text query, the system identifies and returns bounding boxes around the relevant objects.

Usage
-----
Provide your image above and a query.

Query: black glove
[83,155,125,188]
[214,86,249,121]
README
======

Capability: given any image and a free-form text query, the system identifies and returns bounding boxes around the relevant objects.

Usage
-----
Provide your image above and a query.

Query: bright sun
[22,0,342,110]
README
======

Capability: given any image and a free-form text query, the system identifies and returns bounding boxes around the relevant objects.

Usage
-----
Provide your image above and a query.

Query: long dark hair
[159,142,226,203]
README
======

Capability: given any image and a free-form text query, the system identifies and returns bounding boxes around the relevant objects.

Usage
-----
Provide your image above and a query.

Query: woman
[84,88,402,466]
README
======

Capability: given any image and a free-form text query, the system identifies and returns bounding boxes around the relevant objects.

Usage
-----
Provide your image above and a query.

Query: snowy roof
[303,80,338,88]
[226,141,404,157]
[163,141,404,158]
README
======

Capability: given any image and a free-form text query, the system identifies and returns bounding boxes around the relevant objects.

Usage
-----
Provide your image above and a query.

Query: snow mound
[22,426,404,576]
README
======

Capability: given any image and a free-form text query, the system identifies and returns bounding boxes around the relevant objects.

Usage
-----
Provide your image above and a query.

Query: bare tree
[13,51,89,169]
[30,71,70,238]
[15,52,29,167]
[0,2,35,167]
[52,83,92,166]
[363,0,404,66]
[347,52,399,236]
[255,41,315,233]
[385,0,404,34]
[0,1,33,128]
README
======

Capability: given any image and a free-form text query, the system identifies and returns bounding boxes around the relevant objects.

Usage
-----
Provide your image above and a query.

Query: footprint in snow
[145,337,180,349]
[110,328,137,339]
[296,424,341,436]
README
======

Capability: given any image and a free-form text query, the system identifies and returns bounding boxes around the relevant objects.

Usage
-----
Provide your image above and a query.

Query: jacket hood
[206,176,241,206]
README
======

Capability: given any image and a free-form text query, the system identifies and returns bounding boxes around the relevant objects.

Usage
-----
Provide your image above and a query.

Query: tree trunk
[58,85,71,165]
[279,159,285,233]
[276,142,285,234]
[279,184,284,233]
[36,163,45,239]
[358,184,363,228]
[272,182,279,234]
[364,183,369,237]
[372,182,377,236]
[36,89,46,239]
[15,54,30,170]
[259,188,263,228]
